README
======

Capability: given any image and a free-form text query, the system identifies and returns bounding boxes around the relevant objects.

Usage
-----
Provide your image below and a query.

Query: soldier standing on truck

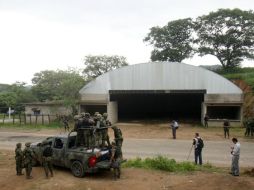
[73,115,83,146]
[82,113,94,147]
[15,143,23,176]
[42,141,54,178]
[112,126,123,159]
[23,142,35,179]
[101,113,111,147]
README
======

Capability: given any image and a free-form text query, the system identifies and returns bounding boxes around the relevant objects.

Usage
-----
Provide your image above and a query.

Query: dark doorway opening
[207,106,241,120]
[110,91,204,121]
[80,105,107,115]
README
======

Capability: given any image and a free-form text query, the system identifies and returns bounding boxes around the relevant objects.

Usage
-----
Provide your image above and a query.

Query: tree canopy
[83,55,128,80]
[195,8,254,69]
[144,18,195,62]
[31,69,85,103]
[144,8,254,69]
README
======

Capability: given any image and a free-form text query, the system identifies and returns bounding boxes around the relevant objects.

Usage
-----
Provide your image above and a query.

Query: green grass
[219,67,254,90]
[0,121,62,129]
[123,156,218,173]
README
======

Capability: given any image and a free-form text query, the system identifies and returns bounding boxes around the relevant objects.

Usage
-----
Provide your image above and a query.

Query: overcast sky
[0,0,254,84]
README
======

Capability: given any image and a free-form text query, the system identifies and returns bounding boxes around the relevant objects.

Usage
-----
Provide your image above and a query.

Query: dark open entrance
[80,105,107,115]
[110,90,205,121]
[207,105,241,120]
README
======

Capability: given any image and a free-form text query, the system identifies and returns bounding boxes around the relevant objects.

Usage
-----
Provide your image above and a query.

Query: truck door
[52,137,65,166]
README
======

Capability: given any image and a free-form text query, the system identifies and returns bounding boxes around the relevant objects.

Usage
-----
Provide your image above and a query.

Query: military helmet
[25,142,31,147]
[103,113,108,117]
[94,112,100,116]
[16,143,22,148]
[85,113,90,117]
[80,112,86,117]
[96,113,102,120]
[111,141,116,145]
[74,115,81,120]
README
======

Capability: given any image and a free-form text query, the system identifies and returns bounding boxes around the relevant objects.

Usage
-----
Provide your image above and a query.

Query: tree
[0,82,37,113]
[195,8,254,69]
[31,69,85,110]
[83,55,128,80]
[144,18,195,62]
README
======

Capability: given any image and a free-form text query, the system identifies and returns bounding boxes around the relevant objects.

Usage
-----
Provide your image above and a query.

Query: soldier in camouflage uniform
[95,113,103,147]
[73,114,84,146]
[110,141,121,180]
[82,113,94,148]
[42,141,54,178]
[102,113,111,147]
[23,142,34,179]
[15,143,23,175]
[112,126,123,159]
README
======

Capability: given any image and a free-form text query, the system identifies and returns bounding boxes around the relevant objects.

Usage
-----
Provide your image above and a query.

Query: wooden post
[35,115,38,125]
[24,114,26,125]
[3,114,5,124]
[29,115,32,125]
[42,114,44,125]
[19,114,21,125]
[13,114,15,124]
[48,114,50,124]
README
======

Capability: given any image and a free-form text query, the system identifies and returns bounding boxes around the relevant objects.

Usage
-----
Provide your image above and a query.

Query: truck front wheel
[71,161,85,177]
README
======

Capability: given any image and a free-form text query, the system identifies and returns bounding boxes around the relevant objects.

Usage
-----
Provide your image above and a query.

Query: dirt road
[0,125,254,190]
[0,130,253,166]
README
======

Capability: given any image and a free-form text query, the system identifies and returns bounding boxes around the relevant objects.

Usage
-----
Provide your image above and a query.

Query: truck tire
[71,161,85,177]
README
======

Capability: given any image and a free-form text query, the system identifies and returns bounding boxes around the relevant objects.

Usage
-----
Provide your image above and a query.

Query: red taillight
[88,156,97,167]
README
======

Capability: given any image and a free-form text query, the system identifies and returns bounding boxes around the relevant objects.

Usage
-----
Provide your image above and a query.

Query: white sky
[0,0,254,85]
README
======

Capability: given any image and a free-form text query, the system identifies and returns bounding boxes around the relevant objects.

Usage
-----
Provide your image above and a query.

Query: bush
[123,156,215,172]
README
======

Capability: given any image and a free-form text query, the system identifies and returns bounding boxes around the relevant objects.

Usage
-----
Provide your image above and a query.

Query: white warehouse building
[79,62,243,125]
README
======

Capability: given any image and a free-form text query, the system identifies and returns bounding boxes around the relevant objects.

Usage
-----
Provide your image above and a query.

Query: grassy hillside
[219,67,254,90]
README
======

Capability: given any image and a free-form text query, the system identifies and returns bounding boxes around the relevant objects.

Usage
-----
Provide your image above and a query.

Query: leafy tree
[195,8,254,69]
[83,55,128,79]
[144,18,195,62]
[0,82,36,113]
[31,69,85,114]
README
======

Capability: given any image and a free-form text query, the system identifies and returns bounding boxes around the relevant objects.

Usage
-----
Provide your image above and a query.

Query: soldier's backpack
[197,138,204,149]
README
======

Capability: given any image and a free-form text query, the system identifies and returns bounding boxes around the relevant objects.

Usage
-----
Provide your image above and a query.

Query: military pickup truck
[31,130,112,177]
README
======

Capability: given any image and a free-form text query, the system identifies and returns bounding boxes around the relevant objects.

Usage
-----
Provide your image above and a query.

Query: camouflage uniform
[23,142,34,179]
[82,113,94,148]
[42,142,54,178]
[15,143,23,175]
[95,114,103,147]
[112,126,123,159]
[74,115,84,146]
[110,141,121,179]
[102,113,111,147]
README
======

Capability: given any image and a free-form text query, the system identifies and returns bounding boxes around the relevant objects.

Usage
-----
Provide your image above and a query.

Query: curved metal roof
[80,62,242,94]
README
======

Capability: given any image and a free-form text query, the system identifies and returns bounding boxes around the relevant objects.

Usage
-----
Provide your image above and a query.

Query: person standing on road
[170,120,179,139]
[23,142,35,179]
[110,141,121,180]
[230,138,240,176]
[15,143,23,176]
[223,119,230,139]
[193,133,204,165]
[42,141,54,178]
[112,126,123,159]
[204,114,209,128]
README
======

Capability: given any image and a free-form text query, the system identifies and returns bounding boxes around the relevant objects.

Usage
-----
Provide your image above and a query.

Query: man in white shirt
[170,120,179,139]
[230,138,240,176]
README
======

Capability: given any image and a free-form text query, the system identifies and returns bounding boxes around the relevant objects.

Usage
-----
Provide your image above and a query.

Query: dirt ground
[0,123,253,190]
[0,121,251,141]
[0,150,254,190]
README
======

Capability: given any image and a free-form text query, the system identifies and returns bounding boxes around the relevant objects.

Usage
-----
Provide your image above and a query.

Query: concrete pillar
[107,101,118,124]
[201,102,206,125]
